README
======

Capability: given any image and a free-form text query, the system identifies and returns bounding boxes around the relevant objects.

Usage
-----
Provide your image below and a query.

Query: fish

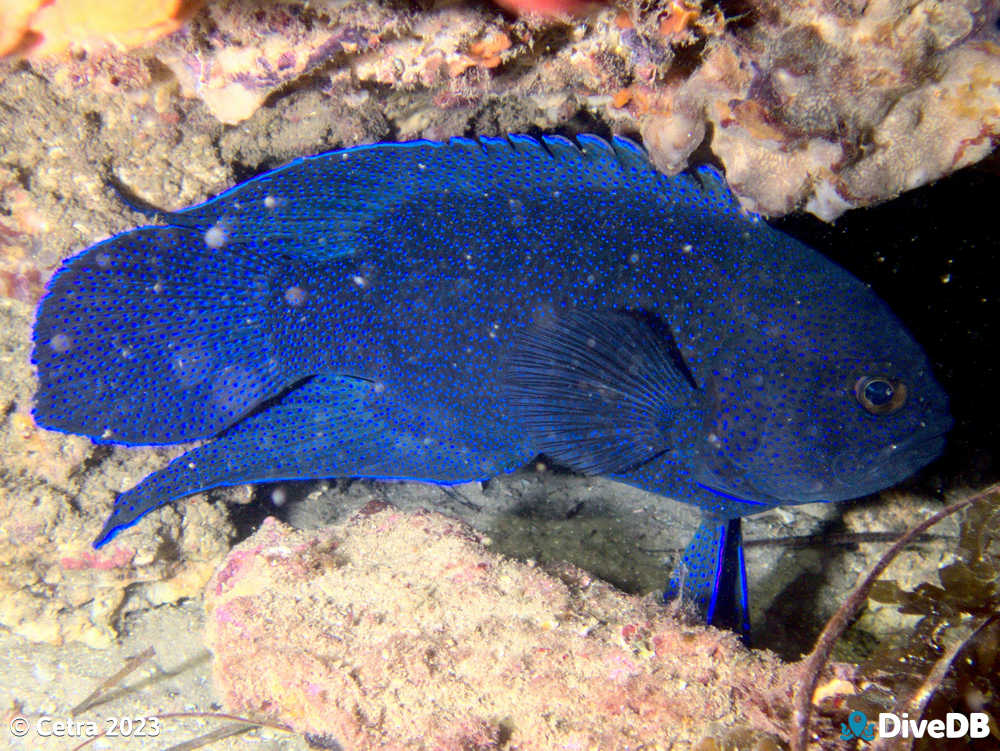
[31,134,952,633]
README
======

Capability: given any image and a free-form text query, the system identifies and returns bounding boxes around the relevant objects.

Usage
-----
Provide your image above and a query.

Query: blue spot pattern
[32,134,952,633]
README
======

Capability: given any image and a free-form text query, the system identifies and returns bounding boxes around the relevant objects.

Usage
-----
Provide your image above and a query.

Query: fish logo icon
[841,710,876,742]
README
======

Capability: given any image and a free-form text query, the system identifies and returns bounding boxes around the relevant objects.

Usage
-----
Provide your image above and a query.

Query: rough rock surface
[7,0,999,219]
[205,507,794,750]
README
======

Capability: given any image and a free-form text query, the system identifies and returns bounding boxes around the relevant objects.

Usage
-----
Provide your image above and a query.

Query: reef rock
[0,296,235,648]
[205,507,793,750]
[7,0,999,219]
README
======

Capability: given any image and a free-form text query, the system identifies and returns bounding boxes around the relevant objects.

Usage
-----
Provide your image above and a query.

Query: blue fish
[31,135,951,633]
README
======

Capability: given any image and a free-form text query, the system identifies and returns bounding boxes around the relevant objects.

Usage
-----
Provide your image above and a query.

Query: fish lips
[810,416,953,502]
[868,418,952,485]
[727,413,954,506]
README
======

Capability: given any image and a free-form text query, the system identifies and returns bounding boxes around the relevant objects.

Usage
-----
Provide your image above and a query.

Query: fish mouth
[748,419,953,506]
[822,422,951,502]
[867,426,949,484]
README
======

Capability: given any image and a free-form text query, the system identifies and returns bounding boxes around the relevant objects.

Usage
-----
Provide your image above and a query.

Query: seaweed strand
[791,483,1000,751]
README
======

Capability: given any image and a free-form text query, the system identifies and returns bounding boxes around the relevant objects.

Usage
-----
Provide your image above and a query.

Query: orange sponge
[0,0,203,57]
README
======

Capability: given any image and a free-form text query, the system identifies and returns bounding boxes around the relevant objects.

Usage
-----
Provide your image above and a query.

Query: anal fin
[94,374,516,546]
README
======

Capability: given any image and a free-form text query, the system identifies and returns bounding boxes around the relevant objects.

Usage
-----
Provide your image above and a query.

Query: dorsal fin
[160,135,753,261]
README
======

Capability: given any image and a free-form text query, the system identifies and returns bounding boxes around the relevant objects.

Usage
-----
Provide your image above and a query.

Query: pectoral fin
[503,308,700,475]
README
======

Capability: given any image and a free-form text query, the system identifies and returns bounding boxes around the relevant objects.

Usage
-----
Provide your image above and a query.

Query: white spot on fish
[264,195,278,209]
[372,381,386,394]
[351,275,367,288]
[152,279,164,294]
[170,345,213,388]
[681,243,693,254]
[508,198,527,227]
[95,252,111,269]
[628,253,640,264]
[284,286,308,306]
[49,333,72,353]
[204,221,228,249]
[418,163,426,171]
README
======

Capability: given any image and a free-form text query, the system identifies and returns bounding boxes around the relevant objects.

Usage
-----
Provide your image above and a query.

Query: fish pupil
[864,378,894,405]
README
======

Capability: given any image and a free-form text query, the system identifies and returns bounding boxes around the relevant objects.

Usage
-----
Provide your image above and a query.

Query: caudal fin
[32,225,304,444]
[666,517,750,637]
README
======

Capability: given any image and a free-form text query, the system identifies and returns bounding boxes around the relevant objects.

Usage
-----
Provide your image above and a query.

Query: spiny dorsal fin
[162,135,750,259]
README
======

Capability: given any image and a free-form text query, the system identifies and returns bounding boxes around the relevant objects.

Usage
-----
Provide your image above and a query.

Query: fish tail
[666,517,749,638]
[32,224,305,445]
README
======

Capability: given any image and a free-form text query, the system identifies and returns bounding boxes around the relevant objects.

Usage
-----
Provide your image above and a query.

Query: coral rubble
[205,507,793,750]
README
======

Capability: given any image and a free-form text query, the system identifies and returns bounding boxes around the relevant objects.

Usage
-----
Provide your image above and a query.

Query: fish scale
[31,134,952,634]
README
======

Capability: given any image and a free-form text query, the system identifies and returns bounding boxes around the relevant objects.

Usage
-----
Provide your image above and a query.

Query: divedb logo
[840,709,991,742]
[879,712,991,740]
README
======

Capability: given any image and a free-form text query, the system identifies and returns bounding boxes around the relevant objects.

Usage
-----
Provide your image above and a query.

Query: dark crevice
[69,444,115,482]
[83,110,103,132]
[105,171,170,219]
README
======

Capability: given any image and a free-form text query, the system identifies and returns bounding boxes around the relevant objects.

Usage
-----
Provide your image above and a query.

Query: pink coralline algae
[205,509,796,750]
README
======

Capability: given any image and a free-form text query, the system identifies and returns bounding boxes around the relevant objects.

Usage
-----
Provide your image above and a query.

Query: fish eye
[854,376,907,415]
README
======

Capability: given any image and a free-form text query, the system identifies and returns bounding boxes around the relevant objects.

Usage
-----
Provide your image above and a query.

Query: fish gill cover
[30,133,952,633]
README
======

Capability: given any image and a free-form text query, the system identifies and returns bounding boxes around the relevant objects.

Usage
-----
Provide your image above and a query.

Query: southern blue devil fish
[32,135,952,632]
